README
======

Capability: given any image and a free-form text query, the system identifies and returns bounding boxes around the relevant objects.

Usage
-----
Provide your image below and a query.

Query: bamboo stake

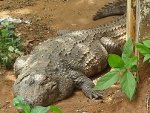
[127,0,138,75]
[136,0,140,43]
[127,0,135,41]
[136,0,140,60]
[127,0,131,38]
[127,0,136,50]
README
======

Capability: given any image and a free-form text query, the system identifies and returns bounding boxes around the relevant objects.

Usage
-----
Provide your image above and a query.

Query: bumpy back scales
[13,1,127,106]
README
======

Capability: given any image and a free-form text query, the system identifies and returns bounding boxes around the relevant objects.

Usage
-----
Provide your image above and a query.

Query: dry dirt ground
[0,0,150,113]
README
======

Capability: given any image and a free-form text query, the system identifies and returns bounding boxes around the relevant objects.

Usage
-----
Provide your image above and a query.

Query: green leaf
[31,106,49,113]
[124,56,138,68]
[8,46,14,52]
[143,54,150,62]
[94,70,119,90]
[2,56,8,63]
[136,43,150,55]
[15,49,22,55]
[49,105,62,113]
[122,38,133,59]
[13,96,31,113]
[120,71,136,100]
[1,29,9,38]
[143,40,150,48]
[135,75,140,83]
[108,54,124,68]
[131,65,138,72]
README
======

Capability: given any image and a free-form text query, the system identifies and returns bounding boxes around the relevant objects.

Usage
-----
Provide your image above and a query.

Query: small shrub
[136,39,150,62]
[94,38,138,100]
[0,21,23,68]
[13,96,62,113]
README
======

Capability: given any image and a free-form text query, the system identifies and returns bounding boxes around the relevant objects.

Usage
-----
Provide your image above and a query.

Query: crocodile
[13,1,127,106]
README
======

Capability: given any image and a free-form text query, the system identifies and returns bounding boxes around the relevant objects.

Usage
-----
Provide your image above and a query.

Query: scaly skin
[13,3,127,106]
[93,0,126,20]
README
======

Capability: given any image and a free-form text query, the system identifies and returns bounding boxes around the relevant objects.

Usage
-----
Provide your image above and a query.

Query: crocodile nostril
[51,84,57,90]
[39,76,52,85]
[48,82,57,90]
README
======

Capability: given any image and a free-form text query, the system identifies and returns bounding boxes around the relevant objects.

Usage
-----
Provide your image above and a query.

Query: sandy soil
[0,0,150,113]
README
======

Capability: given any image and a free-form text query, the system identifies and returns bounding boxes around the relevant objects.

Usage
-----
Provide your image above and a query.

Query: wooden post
[127,0,135,40]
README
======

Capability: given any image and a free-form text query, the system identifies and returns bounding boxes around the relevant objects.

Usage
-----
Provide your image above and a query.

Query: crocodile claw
[82,88,103,99]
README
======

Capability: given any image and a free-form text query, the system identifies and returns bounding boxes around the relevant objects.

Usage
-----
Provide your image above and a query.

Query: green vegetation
[95,38,138,100]
[13,96,62,113]
[0,21,23,68]
[136,40,150,62]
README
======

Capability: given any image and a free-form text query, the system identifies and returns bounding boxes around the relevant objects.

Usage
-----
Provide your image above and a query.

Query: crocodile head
[13,73,74,106]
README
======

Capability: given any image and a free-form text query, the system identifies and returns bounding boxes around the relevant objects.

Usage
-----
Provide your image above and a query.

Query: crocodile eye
[40,81,47,85]
[24,75,35,86]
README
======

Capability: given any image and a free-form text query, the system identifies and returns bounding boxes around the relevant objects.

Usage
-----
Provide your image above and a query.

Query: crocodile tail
[93,0,127,21]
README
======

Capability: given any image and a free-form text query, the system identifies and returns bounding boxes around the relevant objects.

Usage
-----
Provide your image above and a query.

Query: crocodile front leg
[69,70,102,99]
[77,76,102,99]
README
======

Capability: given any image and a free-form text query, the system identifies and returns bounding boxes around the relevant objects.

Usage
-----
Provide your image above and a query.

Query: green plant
[94,38,138,100]
[136,40,150,62]
[13,96,62,113]
[0,21,23,68]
